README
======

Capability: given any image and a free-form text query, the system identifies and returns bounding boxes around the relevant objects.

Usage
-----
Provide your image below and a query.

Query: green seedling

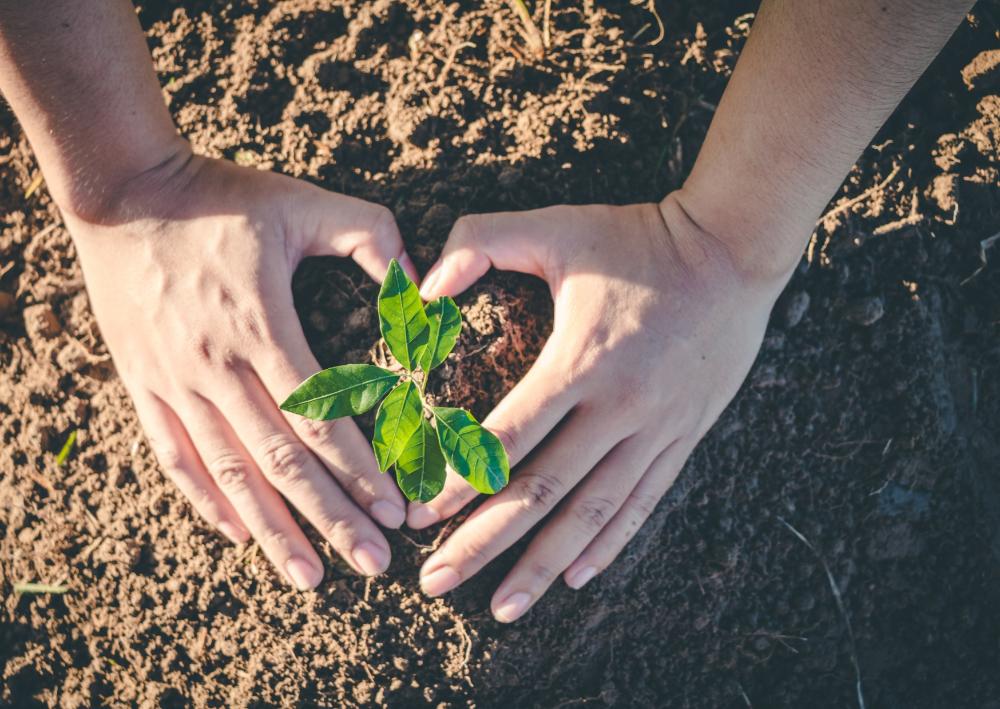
[280,259,509,503]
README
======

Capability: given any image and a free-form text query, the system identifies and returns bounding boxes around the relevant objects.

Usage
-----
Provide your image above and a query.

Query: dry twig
[778,517,866,709]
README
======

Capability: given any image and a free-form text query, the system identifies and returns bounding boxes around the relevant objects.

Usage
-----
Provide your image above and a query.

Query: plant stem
[507,0,545,59]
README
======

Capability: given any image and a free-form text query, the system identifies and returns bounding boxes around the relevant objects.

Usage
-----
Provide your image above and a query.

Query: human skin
[408,0,974,623]
[0,1,421,589]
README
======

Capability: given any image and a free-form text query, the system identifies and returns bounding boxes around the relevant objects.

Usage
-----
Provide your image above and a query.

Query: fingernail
[285,556,322,590]
[407,504,441,529]
[419,263,442,298]
[566,565,598,590]
[493,592,532,623]
[351,542,389,576]
[371,500,406,528]
[420,565,461,596]
[217,521,249,544]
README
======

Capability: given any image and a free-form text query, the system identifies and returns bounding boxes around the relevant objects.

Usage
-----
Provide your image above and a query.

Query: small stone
[762,333,786,353]
[961,48,1000,91]
[23,303,61,339]
[345,307,372,331]
[0,291,15,319]
[308,310,329,332]
[783,291,810,328]
[497,166,521,189]
[751,364,785,389]
[419,203,454,236]
[845,296,885,326]
[56,338,89,372]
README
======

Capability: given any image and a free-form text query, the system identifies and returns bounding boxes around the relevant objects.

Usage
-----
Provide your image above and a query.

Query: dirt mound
[2,1,999,706]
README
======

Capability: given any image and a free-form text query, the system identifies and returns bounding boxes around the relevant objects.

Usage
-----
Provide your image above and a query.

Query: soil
[2,1,1000,707]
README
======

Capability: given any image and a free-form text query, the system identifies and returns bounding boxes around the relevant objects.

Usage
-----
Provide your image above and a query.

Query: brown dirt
[2,1,1000,706]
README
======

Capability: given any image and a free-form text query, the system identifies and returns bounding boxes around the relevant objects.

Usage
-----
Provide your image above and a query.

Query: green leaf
[378,258,429,371]
[280,364,399,420]
[432,407,510,495]
[372,381,423,471]
[395,419,447,502]
[418,296,462,372]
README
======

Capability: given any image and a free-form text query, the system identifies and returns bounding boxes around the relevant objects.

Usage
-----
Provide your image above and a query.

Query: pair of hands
[66,147,784,621]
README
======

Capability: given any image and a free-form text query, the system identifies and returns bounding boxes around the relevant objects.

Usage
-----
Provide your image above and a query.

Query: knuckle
[192,335,215,365]
[527,560,558,584]
[457,537,491,569]
[368,204,400,248]
[625,489,660,519]
[513,471,562,513]
[258,434,309,484]
[257,527,289,552]
[563,341,606,387]
[189,486,220,517]
[615,372,652,411]
[207,452,251,490]
[490,425,519,461]
[323,516,356,547]
[153,445,186,476]
[294,417,339,448]
[450,214,484,248]
[573,496,616,532]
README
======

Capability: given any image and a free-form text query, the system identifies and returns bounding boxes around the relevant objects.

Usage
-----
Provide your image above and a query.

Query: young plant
[280,259,510,503]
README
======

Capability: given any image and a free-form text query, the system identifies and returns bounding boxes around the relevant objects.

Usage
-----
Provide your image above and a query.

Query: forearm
[668,0,973,281]
[0,1,186,223]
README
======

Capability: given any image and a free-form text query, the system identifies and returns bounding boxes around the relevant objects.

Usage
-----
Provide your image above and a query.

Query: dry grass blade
[779,517,866,709]
[56,429,77,466]
[24,173,44,199]
[14,582,69,595]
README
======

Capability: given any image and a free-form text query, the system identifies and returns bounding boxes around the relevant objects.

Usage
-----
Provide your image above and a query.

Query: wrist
[659,188,806,289]
[57,135,196,228]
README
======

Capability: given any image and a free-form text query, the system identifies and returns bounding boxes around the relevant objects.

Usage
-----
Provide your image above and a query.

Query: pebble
[783,291,810,328]
[56,338,90,372]
[497,166,521,188]
[751,364,786,389]
[23,302,61,339]
[845,296,885,326]
[419,203,454,235]
[0,291,15,319]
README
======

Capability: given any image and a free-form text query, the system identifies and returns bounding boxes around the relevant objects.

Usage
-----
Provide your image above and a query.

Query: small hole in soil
[294,110,333,134]
[316,60,388,96]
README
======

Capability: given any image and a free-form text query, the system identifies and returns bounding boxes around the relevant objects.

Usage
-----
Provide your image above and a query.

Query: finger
[562,439,694,589]
[418,407,622,597]
[179,393,325,590]
[406,341,576,528]
[257,316,407,529]
[132,389,250,544]
[488,434,660,623]
[217,367,393,577]
[294,187,418,282]
[420,209,560,299]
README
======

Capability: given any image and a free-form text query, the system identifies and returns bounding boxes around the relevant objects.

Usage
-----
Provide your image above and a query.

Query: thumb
[296,188,418,283]
[420,209,554,299]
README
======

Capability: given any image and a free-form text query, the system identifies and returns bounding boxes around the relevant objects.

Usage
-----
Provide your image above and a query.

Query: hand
[407,195,793,621]
[64,147,418,589]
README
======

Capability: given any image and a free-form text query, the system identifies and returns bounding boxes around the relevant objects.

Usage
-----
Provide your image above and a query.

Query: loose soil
[2,1,1000,706]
